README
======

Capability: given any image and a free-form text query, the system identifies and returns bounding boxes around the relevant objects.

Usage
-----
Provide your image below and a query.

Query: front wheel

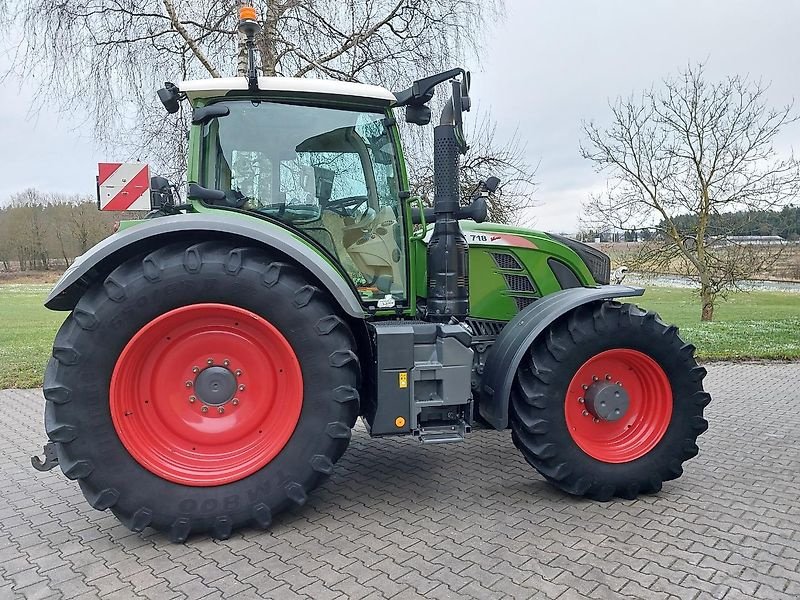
[44,241,360,541]
[510,301,710,501]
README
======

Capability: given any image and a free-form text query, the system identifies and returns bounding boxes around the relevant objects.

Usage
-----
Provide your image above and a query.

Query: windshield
[202,100,407,303]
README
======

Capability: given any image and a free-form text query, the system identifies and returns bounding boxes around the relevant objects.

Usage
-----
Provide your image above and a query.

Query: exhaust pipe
[426,79,470,321]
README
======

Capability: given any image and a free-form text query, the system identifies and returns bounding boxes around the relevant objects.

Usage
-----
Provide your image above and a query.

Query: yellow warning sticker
[398,372,408,388]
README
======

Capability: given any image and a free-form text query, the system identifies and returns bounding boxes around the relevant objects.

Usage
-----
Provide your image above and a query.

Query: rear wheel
[44,241,360,541]
[510,301,709,500]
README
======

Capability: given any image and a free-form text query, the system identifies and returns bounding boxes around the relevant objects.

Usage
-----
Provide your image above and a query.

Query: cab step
[416,420,470,444]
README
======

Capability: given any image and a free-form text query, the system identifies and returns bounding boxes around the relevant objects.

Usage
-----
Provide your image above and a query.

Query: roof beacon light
[239,5,257,21]
[238,5,261,92]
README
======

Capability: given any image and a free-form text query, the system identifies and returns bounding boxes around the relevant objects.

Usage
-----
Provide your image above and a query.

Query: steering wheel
[325,195,369,217]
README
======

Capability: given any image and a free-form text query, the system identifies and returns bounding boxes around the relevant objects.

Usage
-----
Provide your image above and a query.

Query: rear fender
[479,285,645,429]
[45,213,365,319]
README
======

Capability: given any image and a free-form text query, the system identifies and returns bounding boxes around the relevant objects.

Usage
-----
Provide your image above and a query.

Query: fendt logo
[97,162,151,211]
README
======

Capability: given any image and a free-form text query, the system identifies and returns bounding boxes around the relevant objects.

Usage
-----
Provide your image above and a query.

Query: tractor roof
[179,77,396,105]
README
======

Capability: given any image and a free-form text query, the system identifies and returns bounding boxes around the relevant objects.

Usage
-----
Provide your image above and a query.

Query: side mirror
[406,104,431,126]
[157,82,181,114]
[450,77,470,154]
[483,176,500,193]
[460,72,472,113]
[150,176,173,208]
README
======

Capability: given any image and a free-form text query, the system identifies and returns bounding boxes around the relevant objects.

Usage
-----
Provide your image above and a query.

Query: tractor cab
[180,78,409,304]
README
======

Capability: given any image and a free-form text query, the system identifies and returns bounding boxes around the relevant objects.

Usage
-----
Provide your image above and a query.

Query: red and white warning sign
[98,163,151,211]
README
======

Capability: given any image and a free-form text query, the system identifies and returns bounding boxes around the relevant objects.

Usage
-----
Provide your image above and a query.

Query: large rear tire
[43,241,360,541]
[510,301,709,501]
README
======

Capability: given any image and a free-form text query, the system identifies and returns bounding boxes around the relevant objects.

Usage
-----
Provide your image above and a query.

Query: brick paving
[0,362,798,599]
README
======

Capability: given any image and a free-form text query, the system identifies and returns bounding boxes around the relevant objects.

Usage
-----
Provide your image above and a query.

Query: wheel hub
[584,380,629,422]
[194,366,237,406]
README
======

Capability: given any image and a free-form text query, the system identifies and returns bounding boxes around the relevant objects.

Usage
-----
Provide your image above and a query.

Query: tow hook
[31,442,59,472]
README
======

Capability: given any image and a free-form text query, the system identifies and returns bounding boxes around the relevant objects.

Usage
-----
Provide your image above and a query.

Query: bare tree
[0,192,116,271]
[0,208,12,270]
[7,189,52,270]
[408,112,537,224]
[581,64,800,321]
[1,0,504,182]
[65,200,114,254]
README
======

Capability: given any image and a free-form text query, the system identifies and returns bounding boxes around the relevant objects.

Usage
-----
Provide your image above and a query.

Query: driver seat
[344,206,404,294]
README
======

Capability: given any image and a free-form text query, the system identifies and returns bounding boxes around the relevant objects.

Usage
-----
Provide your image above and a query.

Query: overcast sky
[2,0,799,232]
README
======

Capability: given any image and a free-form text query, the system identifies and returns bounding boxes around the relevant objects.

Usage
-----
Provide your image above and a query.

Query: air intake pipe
[426,78,470,321]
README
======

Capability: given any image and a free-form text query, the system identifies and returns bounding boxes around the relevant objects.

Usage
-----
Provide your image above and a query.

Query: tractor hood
[458,221,611,287]
[423,220,611,291]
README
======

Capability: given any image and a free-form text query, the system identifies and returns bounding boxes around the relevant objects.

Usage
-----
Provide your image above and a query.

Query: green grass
[0,283,797,389]
[637,287,800,360]
[0,284,66,389]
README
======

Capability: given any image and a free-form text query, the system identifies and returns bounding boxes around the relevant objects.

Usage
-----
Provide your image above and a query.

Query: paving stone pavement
[0,362,798,600]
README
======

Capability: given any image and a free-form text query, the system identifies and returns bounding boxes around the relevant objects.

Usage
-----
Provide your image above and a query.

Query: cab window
[202,101,406,302]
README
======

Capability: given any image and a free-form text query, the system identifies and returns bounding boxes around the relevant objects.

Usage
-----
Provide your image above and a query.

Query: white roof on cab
[180,77,396,104]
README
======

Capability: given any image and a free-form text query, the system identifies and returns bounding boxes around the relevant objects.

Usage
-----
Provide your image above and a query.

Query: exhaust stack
[426,78,470,322]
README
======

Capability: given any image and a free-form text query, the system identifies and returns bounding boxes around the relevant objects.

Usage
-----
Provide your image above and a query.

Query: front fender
[45,213,366,319]
[479,285,645,429]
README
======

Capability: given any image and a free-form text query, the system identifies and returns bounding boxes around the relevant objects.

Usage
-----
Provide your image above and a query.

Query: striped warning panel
[98,163,151,211]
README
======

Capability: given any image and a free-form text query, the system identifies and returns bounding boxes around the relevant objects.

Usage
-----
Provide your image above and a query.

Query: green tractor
[34,12,709,542]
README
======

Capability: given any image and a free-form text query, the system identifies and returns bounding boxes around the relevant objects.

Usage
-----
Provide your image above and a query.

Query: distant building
[720,235,785,246]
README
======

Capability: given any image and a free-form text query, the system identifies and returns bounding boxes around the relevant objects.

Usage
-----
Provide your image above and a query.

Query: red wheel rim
[110,303,303,486]
[564,349,672,463]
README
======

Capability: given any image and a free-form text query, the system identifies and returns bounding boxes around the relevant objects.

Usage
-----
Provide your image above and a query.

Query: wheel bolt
[593,417,600,423]
[192,366,200,373]
[185,381,193,388]
[207,358,214,365]
[223,359,230,367]
[201,406,208,413]
[217,406,225,414]
[189,396,196,403]
[605,374,612,380]
[582,410,589,417]
[592,375,599,382]
[616,381,622,386]
[235,369,243,376]
[238,384,245,391]
[578,397,584,404]
[232,398,239,405]
[582,384,588,390]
